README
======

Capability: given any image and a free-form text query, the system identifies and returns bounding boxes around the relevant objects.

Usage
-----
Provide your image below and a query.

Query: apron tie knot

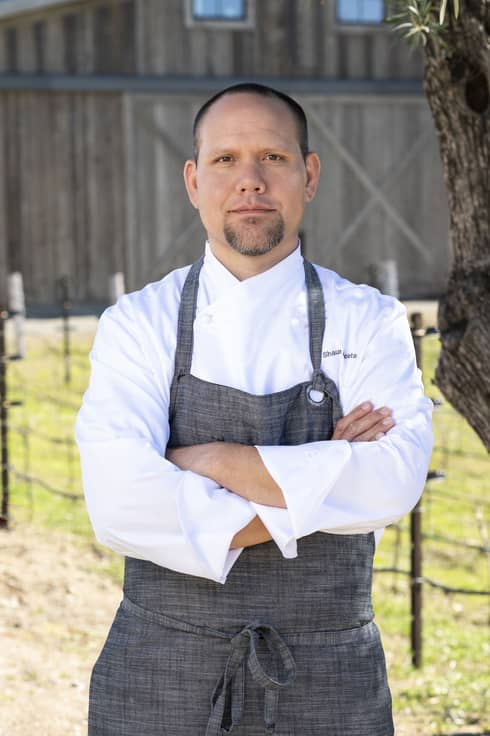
[205,623,297,736]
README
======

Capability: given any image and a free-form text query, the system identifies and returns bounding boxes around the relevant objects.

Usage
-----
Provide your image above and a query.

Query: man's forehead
[206,92,291,118]
[197,93,299,141]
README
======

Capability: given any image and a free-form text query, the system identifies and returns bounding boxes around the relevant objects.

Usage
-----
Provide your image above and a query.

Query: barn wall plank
[52,93,73,285]
[207,29,233,76]
[295,0,316,76]
[83,94,99,300]
[28,93,48,302]
[161,0,187,74]
[17,23,36,72]
[5,94,21,275]
[32,19,45,72]
[93,2,113,74]
[62,11,78,73]
[0,99,8,303]
[43,11,64,72]
[94,95,118,295]
[18,94,34,294]
[118,0,136,75]
[5,27,17,72]
[371,33,392,80]
[142,0,165,75]
[109,94,126,278]
[75,4,94,73]
[255,0,287,77]
[0,28,6,72]
[70,93,87,299]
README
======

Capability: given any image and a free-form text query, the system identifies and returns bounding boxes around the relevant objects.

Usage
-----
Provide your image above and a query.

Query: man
[76,83,433,735]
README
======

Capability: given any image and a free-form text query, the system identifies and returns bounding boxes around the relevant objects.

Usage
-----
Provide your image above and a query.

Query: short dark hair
[192,82,309,162]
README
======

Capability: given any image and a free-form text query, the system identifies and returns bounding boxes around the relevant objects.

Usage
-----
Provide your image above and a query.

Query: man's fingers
[333,402,373,438]
[354,417,395,442]
[333,404,394,442]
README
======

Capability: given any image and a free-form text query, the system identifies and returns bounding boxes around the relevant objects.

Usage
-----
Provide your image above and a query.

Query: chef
[76,83,433,736]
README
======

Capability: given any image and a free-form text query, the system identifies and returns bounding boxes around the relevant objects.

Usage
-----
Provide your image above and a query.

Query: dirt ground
[0,525,121,736]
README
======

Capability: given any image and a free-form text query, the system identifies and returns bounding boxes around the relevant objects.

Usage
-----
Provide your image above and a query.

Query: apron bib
[88,258,394,736]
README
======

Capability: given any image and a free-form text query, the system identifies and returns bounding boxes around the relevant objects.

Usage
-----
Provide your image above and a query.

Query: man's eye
[216,155,233,163]
[264,153,282,161]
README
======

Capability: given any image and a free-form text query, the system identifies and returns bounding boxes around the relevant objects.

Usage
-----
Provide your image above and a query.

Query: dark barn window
[336,0,384,24]
[192,0,245,21]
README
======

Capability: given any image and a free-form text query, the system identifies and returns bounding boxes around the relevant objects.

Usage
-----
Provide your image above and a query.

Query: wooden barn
[0,0,450,312]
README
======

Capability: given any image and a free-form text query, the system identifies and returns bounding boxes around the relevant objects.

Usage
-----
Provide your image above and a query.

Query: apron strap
[303,260,343,424]
[303,259,325,375]
[206,623,296,736]
[169,256,204,421]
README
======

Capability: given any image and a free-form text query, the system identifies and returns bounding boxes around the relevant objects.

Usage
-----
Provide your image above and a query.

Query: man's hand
[333,402,394,442]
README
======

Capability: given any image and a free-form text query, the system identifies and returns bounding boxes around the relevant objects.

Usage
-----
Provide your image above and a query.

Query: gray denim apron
[88,257,394,736]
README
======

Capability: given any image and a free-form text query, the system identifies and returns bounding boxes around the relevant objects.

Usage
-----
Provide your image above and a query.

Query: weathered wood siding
[0,91,126,304]
[0,87,449,302]
[303,97,449,296]
[0,0,447,305]
[0,0,423,80]
[125,93,449,298]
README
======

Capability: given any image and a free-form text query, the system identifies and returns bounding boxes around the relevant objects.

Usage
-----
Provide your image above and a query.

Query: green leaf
[439,0,448,24]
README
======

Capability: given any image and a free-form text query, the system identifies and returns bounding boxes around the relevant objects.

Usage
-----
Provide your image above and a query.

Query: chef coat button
[203,313,213,324]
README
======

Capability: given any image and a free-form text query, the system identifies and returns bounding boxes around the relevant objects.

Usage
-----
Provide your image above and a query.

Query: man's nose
[236,163,266,193]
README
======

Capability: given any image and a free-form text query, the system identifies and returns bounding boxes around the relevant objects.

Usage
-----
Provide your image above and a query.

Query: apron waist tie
[205,623,297,736]
[120,597,376,733]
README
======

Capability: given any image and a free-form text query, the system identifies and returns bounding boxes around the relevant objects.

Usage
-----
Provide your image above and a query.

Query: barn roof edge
[0,74,425,97]
[0,0,79,20]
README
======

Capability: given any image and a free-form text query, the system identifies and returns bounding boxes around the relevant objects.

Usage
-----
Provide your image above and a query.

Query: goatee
[223,214,285,257]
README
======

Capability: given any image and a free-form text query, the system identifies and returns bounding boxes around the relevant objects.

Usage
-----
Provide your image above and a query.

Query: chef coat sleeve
[75,297,255,584]
[253,296,433,555]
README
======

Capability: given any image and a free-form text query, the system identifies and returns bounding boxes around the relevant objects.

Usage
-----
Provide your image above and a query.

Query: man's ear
[183,159,199,209]
[304,152,321,203]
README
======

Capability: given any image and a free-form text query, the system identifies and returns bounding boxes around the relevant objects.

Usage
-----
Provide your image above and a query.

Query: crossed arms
[167,402,395,549]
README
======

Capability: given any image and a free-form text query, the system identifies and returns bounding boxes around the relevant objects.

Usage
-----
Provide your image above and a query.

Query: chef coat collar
[203,240,304,297]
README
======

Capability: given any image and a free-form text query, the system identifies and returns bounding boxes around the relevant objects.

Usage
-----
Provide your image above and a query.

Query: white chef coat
[76,243,433,584]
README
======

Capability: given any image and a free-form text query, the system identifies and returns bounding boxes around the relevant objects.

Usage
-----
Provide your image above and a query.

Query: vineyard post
[410,312,424,667]
[59,276,72,385]
[0,308,9,529]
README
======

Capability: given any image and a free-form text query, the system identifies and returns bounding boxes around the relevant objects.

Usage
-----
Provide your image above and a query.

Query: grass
[4,320,490,735]
[373,334,490,734]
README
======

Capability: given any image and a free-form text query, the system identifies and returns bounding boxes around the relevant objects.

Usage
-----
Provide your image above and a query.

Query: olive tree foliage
[388,0,490,450]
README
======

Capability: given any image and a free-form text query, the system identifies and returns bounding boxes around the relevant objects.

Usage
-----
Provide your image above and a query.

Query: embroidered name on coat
[323,349,358,359]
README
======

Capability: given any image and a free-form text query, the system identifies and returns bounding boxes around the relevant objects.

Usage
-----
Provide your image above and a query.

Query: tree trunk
[422,1,490,450]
